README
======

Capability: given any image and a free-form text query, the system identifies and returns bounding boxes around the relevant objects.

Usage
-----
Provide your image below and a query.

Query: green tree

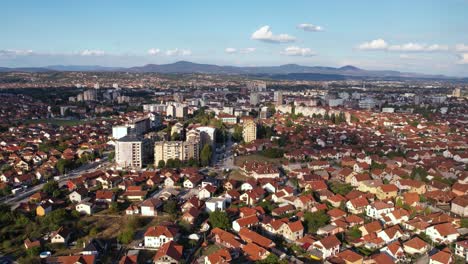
[200,144,212,166]
[209,211,230,230]
[163,199,178,216]
[303,210,330,233]
[158,160,166,169]
[329,181,353,196]
[117,227,135,244]
[256,253,288,264]
[43,180,59,196]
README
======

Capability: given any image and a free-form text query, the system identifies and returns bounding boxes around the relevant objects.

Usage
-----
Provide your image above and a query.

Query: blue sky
[1,0,468,76]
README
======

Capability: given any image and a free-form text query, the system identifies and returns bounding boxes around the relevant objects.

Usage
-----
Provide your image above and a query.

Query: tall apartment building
[242,119,257,143]
[83,89,97,101]
[154,132,200,165]
[274,91,283,105]
[250,92,259,106]
[115,135,151,169]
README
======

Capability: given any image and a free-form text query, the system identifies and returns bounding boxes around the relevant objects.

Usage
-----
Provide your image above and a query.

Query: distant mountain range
[0,61,463,80]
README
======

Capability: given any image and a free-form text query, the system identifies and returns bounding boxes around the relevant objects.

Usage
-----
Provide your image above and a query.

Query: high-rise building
[453,88,462,97]
[274,91,283,105]
[115,135,151,169]
[250,92,259,105]
[242,119,257,143]
[83,89,97,101]
[112,125,130,139]
[128,117,151,135]
[154,133,200,165]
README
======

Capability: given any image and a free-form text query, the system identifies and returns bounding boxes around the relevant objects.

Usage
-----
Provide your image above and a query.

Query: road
[4,157,109,210]
[213,134,236,171]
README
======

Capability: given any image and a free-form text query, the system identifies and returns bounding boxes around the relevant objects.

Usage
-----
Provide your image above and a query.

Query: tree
[209,211,230,230]
[56,158,73,174]
[163,199,178,216]
[303,210,330,233]
[200,144,212,166]
[117,227,135,244]
[261,148,284,158]
[43,180,59,196]
[256,253,288,264]
[232,125,243,142]
[348,226,362,240]
[158,160,166,169]
[329,181,353,196]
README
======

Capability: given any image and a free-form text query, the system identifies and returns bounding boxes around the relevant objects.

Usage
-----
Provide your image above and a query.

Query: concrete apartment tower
[242,118,257,143]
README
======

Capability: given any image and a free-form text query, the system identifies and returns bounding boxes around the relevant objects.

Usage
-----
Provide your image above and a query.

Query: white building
[115,135,151,169]
[205,197,227,213]
[112,126,130,140]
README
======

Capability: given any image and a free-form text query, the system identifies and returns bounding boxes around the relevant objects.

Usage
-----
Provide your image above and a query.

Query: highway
[2,157,109,210]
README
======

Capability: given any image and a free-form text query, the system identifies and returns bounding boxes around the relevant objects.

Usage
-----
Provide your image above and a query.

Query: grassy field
[23,118,87,126]
[234,154,284,167]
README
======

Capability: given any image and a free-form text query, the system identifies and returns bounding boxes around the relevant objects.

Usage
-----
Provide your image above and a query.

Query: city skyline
[1,0,468,76]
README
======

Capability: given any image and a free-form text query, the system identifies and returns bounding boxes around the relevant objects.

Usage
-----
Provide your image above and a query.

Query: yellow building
[242,119,257,143]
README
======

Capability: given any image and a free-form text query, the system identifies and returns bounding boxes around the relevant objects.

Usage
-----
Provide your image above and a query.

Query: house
[205,248,232,264]
[182,207,200,225]
[210,228,242,250]
[181,197,204,213]
[232,215,259,232]
[425,223,459,244]
[366,201,394,219]
[312,235,341,259]
[95,190,115,203]
[359,221,382,236]
[242,242,269,261]
[144,225,178,248]
[455,240,468,262]
[205,197,226,213]
[280,221,304,242]
[126,204,139,215]
[403,237,429,255]
[198,185,217,200]
[69,188,88,203]
[335,249,364,264]
[380,241,405,263]
[377,225,404,244]
[239,228,275,248]
[119,251,139,264]
[140,198,162,216]
[50,227,72,244]
[80,239,107,256]
[451,195,468,217]
[429,248,452,264]
[36,202,53,216]
[76,199,95,215]
[346,197,369,214]
[46,255,96,264]
[24,238,41,249]
[376,184,398,200]
[183,175,203,189]
[152,241,183,264]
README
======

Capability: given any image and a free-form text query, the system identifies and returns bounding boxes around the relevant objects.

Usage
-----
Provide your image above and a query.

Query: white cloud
[251,25,296,43]
[458,53,468,64]
[80,49,106,56]
[225,47,256,54]
[358,39,449,52]
[357,39,388,50]
[297,23,323,32]
[148,48,161,55]
[388,43,448,52]
[455,44,468,52]
[240,48,256,54]
[281,46,315,56]
[225,48,237,54]
[166,48,192,56]
[0,49,34,56]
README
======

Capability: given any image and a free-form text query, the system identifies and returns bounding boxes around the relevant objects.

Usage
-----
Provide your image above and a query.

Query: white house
[366,201,394,219]
[205,197,226,213]
[144,226,178,248]
[140,198,162,216]
[312,235,341,259]
[76,200,94,215]
[403,237,429,255]
[455,240,468,262]
[425,223,459,244]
